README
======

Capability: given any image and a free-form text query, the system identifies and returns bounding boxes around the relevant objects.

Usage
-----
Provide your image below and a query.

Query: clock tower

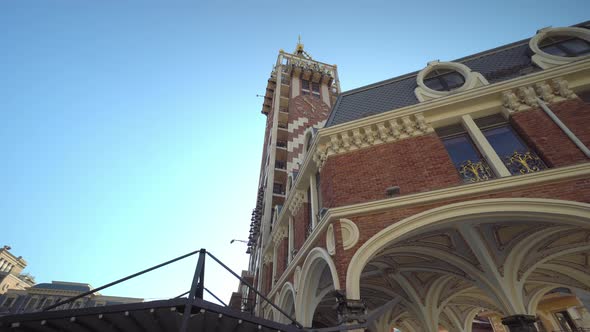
[246,39,340,308]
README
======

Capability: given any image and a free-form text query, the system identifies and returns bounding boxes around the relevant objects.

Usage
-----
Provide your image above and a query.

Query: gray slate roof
[325,21,590,127]
[32,283,91,292]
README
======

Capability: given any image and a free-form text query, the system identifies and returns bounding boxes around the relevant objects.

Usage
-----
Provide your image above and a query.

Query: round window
[538,35,590,57]
[423,68,465,92]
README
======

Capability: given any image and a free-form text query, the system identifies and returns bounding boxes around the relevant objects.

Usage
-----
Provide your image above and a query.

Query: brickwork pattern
[321,134,462,209]
[511,99,589,168]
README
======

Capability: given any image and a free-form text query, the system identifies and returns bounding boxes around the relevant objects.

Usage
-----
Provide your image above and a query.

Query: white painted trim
[530,27,590,69]
[345,198,590,300]
[461,114,511,178]
[265,163,590,298]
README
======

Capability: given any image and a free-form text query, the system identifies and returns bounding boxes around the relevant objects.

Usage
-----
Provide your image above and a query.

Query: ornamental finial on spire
[294,35,312,59]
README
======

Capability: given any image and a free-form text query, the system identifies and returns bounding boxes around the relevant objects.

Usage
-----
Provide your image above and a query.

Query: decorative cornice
[502,77,577,114]
[315,113,434,158]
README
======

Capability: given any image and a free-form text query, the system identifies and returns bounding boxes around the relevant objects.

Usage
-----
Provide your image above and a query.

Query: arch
[347,198,590,300]
[295,247,341,327]
[276,282,296,324]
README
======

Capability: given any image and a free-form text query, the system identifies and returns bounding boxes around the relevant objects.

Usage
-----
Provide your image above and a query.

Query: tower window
[423,69,465,91]
[302,80,321,99]
[539,35,590,57]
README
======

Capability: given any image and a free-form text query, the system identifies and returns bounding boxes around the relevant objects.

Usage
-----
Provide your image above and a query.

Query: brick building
[244,22,590,332]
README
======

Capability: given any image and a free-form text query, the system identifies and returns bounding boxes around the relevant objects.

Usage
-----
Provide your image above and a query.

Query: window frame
[301,79,321,99]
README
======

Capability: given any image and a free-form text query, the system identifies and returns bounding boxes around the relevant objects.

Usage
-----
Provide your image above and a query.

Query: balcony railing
[503,151,546,175]
[457,159,495,183]
[278,122,288,129]
[275,161,286,169]
[276,140,287,148]
[273,184,285,195]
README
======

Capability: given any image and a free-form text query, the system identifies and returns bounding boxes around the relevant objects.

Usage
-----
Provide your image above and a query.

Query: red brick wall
[511,99,589,168]
[320,134,461,208]
[276,238,288,278]
[330,177,590,287]
[287,96,331,169]
[293,202,311,251]
[263,262,273,295]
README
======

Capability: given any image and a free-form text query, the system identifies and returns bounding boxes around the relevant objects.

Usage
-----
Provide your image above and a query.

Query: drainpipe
[536,97,590,158]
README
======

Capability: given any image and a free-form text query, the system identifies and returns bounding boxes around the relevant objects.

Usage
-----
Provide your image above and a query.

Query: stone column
[502,315,537,332]
[334,290,367,332]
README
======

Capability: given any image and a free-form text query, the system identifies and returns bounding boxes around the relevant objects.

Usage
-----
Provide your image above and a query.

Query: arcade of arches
[267,199,590,332]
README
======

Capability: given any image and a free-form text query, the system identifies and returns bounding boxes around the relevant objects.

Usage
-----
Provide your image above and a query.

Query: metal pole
[206,251,303,329]
[204,288,227,307]
[43,248,203,312]
[179,249,206,332]
[536,97,590,158]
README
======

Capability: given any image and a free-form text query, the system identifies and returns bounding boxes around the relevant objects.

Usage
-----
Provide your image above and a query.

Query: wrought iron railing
[457,159,495,183]
[503,150,546,175]
[276,140,287,148]
[275,160,286,169]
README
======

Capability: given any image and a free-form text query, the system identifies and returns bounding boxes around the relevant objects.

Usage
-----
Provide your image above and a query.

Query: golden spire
[295,35,304,54]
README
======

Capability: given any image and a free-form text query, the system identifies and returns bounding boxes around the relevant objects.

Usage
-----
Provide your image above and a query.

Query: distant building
[0,281,143,316]
[0,247,142,316]
[0,246,34,295]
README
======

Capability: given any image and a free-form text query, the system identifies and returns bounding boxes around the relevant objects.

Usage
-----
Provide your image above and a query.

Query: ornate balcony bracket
[272,226,288,244]
[316,112,434,161]
[502,77,578,114]
[288,190,305,215]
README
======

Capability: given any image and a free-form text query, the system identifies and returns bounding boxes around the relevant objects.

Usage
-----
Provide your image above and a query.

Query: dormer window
[302,80,320,99]
[530,27,590,69]
[414,61,488,102]
[423,69,465,92]
[538,35,590,57]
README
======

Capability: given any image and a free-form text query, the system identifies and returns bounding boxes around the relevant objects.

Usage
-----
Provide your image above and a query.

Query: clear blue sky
[0,0,588,303]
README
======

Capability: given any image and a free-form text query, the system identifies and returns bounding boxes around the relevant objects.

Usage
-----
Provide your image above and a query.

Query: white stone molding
[339,218,360,250]
[315,112,434,159]
[414,61,489,102]
[345,197,590,313]
[326,224,336,256]
[288,190,305,215]
[277,282,297,324]
[295,247,341,326]
[530,27,590,69]
[294,266,301,293]
[502,77,578,114]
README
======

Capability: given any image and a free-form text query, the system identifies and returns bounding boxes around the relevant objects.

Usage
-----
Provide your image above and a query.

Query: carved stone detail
[502,77,577,114]
[288,190,306,215]
[317,112,433,159]
[340,219,360,250]
[272,226,288,244]
[326,224,336,256]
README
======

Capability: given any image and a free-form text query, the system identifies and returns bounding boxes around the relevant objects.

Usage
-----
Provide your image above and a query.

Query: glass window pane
[424,77,444,91]
[541,44,569,57]
[312,82,320,93]
[442,134,481,166]
[482,125,527,158]
[302,80,310,90]
[562,38,590,56]
[442,72,465,90]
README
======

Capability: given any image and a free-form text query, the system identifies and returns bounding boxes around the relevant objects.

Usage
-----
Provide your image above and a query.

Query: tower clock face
[293,95,329,118]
